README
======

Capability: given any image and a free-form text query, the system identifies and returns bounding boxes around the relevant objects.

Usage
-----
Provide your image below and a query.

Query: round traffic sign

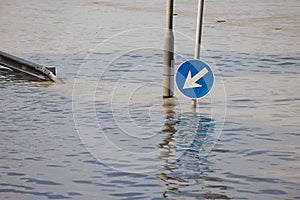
[176,59,214,99]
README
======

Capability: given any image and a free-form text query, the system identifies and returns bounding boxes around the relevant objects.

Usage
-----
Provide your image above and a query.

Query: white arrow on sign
[183,67,209,89]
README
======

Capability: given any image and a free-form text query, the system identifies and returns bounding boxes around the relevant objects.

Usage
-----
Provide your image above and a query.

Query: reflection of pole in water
[158,98,185,197]
[158,98,178,164]
[157,98,230,199]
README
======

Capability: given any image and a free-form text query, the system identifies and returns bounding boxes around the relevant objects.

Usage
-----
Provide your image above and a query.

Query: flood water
[0,0,299,199]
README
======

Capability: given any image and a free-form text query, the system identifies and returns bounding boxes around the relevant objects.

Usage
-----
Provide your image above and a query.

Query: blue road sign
[176,59,214,99]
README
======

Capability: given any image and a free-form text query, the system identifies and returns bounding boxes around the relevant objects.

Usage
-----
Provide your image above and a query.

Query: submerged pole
[192,0,205,107]
[163,0,174,98]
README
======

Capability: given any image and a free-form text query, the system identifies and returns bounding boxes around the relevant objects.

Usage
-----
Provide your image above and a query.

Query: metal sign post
[163,0,175,98]
[192,0,205,107]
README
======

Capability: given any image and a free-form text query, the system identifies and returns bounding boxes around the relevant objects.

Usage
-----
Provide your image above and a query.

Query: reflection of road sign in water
[176,59,214,99]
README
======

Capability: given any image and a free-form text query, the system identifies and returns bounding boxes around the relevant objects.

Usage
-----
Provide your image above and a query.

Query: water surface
[0,0,299,199]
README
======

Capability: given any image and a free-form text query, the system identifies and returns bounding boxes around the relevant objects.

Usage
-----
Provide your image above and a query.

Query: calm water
[0,0,299,199]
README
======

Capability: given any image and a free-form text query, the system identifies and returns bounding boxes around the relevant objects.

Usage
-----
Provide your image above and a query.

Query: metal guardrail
[0,51,61,82]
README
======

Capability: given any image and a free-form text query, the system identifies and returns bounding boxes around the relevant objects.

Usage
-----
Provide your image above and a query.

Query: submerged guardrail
[0,51,61,82]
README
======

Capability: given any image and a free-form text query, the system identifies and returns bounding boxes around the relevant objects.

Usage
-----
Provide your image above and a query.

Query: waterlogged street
[0,0,299,199]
